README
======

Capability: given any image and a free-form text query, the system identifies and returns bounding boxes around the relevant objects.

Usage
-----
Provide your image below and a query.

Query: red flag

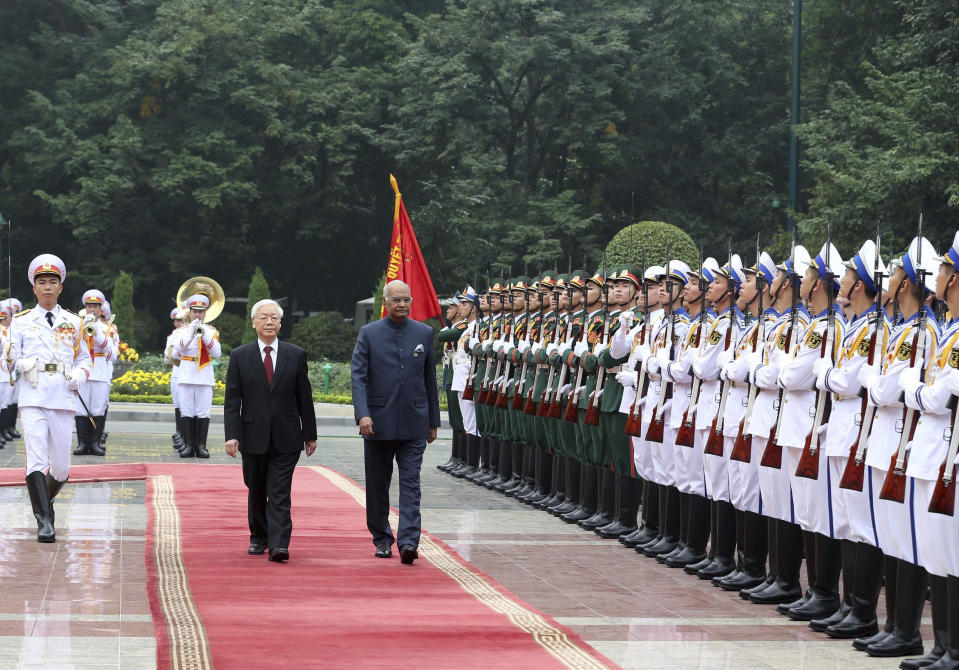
[381,175,442,321]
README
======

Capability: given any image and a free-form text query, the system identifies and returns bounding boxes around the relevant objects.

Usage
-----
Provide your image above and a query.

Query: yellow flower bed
[118,342,140,362]
[112,369,226,396]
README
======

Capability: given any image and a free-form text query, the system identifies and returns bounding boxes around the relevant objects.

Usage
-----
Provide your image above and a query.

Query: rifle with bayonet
[796,224,837,479]
[477,276,504,405]
[730,235,765,462]
[584,253,610,426]
[704,240,737,456]
[676,246,706,447]
[494,283,518,409]
[523,278,548,414]
[840,220,885,490]
[512,279,536,410]
[646,248,674,443]
[538,275,567,418]
[625,252,651,436]
[562,271,592,423]
[881,214,929,502]
[761,230,800,469]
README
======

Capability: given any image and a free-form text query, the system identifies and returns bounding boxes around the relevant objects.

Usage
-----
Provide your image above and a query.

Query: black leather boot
[178,414,196,458]
[667,493,710,568]
[525,451,553,505]
[98,407,109,451]
[471,437,495,483]
[492,441,516,491]
[8,403,21,439]
[777,530,816,614]
[484,440,509,488]
[173,407,184,449]
[627,481,660,548]
[438,430,458,472]
[750,520,803,605]
[26,471,55,542]
[0,408,9,447]
[445,432,465,475]
[825,541,881,639]
[644,485,680,557]
[741,516,777,599]
[580,467,615,530]
[535,453,564,509]
[854,554,898,651]
[811,537,856,631]
[551,458,581,516]
[562,463,597,523]
[789,534,843,621]
[88,416,106,456]
[697,500,736,579]
[717,510,767,591]
[45,473,67,526]
[866,559,926,657]
[658,491,690,564]
[501,443,527,494]
[195,417,210,458]
[924,574,959,669]
[73,415,91,455]
[597,474,640,539]
[517,447,541,501]
[900,573,948,669]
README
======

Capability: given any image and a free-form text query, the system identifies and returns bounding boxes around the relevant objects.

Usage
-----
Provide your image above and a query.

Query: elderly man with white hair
[224,298,316,562]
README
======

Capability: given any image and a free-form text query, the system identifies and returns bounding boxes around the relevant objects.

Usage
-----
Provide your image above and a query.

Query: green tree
[604,222,698,270]
[214,312,245,353]
[290,312,356,362]
[112,271,136,349]
[242,267,271,343]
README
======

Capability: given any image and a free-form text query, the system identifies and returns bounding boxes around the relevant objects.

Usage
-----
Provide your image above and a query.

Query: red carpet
[2,463,615,669]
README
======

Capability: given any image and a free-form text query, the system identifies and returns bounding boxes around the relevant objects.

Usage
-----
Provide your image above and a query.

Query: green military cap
[488,277,507,294]
[612,263,642,287]
[586,267,606,287]
[538,271,558,290]
[510,276,531,292]
[569,269,588,288]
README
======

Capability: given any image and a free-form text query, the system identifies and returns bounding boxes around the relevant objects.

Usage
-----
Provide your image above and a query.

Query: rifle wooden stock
[838,398,871,491]
[625,375,649,436]
[645,382,670,443]
[760,393,784,469]
[929,398,959,516]
[795,396,830,479]
[462,383,474,401]
[879,408,919,503]
[523,384,537,414]
[703,380,727,456]
[584,395,600,425]
[676,378,698,448]
[564,364,584,423]
[729,420,751,462]
[511,384,524,410]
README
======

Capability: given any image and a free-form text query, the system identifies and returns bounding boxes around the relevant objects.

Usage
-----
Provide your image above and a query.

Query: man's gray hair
[383,279,410,299]
[250,298,284,320]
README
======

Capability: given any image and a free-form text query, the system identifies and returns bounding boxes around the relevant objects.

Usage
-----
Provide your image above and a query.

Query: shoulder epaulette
[15,309,30,318]
[455,321,467,330]
[63,308,78,316]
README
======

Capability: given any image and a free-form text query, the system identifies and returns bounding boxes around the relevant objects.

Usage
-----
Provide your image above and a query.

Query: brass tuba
[176,276,225,335]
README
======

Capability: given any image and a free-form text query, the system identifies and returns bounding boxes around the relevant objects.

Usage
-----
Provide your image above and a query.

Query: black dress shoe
[268,548,289,562]
[400,545,418,565]
[810,602,850,632]
[375,544,392,558]
[248,543,266,555]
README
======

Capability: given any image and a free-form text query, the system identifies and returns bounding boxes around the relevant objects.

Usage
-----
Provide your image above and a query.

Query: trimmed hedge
[604,221,699,270]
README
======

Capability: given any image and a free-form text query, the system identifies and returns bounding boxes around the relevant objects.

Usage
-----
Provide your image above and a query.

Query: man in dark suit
[351,280,441,565]
[224,299,317,563]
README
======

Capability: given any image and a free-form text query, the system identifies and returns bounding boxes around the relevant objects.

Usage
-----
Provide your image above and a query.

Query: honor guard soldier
[0,304,12,449]
[1,254,93,542]
[452,286,481,473]
[96,299,118,452]
[0,298,24,444]
[747,246,811,606]
[165,306,186,450]
[898,230,959,669]
[172,293,222,459]
[437,292,467,474]
[857,237,939,658]
[73,289,118,456]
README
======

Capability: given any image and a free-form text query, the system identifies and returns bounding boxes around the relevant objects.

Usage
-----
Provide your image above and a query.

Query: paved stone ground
[0,405,932,669]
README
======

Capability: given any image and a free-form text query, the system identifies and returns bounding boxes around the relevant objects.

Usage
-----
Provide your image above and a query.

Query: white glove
[573,341,588,358]
[518,340,531,354]
[492,339,504,353]
[634,343,651,361]
[720,361,736,383]
[468,336,479,349]
[618,311,634,331]
[574,384,587,401]
[645,355,660,376]
[898,366,922,397]
[812,358,832,379]
[716,348,734,369]
[67,367,87,391]
[530,342,542,356]
[858,363,880,392]
[656,348,671,373]
[547,342,560,356]
[815,363,830,391]
[560,383,573,397]
[616,370,638,388]
[16,357,36,373]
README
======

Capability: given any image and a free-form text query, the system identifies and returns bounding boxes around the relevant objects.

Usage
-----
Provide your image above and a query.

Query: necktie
[264,346,274,385]
[46,312,54,327]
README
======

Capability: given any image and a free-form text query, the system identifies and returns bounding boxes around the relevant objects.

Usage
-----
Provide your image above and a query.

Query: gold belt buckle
[43,363,58,373]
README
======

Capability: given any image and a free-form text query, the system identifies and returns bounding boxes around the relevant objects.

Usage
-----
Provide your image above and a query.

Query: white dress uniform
[452,318,478,436]
[695,305,737,502]
[665,306,711,497]
[616,306,663,482]
[76,291,118,418]
[645,307,690,488]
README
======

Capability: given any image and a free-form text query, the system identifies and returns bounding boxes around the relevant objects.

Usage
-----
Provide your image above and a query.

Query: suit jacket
[351,317,440,441]
[224,340,317,454]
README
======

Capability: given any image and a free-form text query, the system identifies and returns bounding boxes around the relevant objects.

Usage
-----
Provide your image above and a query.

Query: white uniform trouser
[650,426,677,487]
[785,446,833,537]
[23,406,74,481]
[0,382,13,409]
[828,456,877,545]
[728,435,762,513]
[871,467,919,564]
[178,384,213,419]
[756,437,794,522]
[633,436,653,481]
[674,429,706,496]
[913,478,959,577]
[77,380,110,416]
[458,393,478,436]
[170,377,179,409]
[702,429,730,502]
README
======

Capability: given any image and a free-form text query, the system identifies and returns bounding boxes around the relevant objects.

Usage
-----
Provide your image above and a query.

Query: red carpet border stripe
[150,473,213,670]
[310,466,614,670]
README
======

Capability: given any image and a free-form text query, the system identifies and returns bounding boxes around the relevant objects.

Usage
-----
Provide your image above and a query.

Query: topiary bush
[290,311,357,362]
[214,312,246,352]
[112,271,137,349]
[242,267,271,343]
[604,221,699,270]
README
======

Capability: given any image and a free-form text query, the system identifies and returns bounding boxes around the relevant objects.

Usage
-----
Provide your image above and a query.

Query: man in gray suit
[351,280,441,565]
